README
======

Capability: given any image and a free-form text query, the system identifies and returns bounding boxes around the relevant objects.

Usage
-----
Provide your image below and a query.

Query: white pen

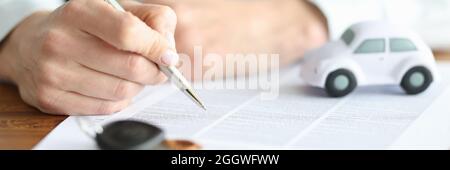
[104,0,206,110]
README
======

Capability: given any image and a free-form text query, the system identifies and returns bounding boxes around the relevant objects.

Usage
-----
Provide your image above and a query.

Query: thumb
[123,1,179,65]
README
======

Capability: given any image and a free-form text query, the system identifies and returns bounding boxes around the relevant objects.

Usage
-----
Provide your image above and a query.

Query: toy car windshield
[341,28,355,45]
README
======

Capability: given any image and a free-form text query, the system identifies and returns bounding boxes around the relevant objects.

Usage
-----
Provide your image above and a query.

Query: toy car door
[387,38,419,77]
[352,38,389,84]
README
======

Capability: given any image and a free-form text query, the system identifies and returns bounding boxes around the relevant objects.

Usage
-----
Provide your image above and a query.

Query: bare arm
[145,0,328,67]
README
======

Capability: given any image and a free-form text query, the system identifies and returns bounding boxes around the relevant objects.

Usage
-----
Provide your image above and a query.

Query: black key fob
[95,120,165,150]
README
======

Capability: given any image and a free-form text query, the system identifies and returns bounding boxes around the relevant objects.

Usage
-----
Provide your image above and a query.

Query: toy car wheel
[325,69,357,97]
[401,66,433,95]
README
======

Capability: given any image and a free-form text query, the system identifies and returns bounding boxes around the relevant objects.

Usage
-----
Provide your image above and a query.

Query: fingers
[29,62,140,115]
[55,30,167,85]
[32,57,146,102]
[62,64,145,101]
[122,1,178,48]
[38,89,131,115]
[59,92,130,115]
[21,73,131,115]
[61,0,177,66]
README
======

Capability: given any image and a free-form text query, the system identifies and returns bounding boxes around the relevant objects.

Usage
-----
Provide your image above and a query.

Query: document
[35,63,450,150]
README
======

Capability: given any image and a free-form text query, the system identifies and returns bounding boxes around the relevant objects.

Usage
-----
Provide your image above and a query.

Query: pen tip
[200,104,207,111]
[196,100,207,111]
[185,89,207,111]
[196,99,207,111]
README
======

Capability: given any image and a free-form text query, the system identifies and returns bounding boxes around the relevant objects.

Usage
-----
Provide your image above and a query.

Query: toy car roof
[347,20,419,41]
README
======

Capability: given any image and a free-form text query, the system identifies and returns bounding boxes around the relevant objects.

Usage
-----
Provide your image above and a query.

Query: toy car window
[354,39,385,54]
[390,38,417,52]
[341,29,355,45]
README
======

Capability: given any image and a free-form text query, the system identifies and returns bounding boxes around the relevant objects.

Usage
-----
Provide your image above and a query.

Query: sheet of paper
[35,63,450,150]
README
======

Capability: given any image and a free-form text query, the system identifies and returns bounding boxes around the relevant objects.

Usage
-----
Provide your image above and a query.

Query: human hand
[0,0,178,115]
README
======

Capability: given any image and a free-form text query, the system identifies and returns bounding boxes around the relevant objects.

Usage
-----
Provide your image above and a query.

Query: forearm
[156,0,329,67]
[274,0,328,65]
[241,0,328,65]
[231,0,328,65]
[0,0,64,82]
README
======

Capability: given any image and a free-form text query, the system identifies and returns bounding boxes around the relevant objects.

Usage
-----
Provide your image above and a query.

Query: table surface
[1,53,449,150]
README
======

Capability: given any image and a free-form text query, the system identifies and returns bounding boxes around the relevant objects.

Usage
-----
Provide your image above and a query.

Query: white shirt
[1,0,450,50]
[0,0,63,41]
[312,0,450,50]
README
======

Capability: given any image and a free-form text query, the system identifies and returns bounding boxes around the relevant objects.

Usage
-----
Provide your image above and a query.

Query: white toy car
[301,21,439,97]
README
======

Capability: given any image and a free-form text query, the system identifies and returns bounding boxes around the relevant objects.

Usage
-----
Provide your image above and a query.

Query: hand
[0,0,178,115]
[144,0,328,71]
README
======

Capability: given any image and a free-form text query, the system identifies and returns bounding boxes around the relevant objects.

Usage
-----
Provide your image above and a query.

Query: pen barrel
[159,66,192,90]
[104,0,204,109]
[104,0,126,11]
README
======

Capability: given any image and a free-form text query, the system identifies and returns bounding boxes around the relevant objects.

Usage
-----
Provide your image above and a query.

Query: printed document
[35,63,450,149]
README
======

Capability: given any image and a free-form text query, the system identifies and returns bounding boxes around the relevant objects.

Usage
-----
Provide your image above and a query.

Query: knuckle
[147,34,167,59]
[96,101,115,114]
[35,88,55,112]
[40,29,62,56]
[151,72,168,85]
[113,80,135,100]
[157,6,177,25]
[116,13,140,49]
[37,63,60,87]
[96,101,122,115]
[61,0,84,17]
[126,55,147,80]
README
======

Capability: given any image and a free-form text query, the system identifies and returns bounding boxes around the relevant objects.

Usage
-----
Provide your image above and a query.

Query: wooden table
[0,84,66,149]
[1,53,449,150]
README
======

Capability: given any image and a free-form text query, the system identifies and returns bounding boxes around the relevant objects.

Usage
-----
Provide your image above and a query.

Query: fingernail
[165,32,176,48]
[162,50,179,66]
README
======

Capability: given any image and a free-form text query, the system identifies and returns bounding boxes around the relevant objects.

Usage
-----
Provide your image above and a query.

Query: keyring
[76,117,201,150]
